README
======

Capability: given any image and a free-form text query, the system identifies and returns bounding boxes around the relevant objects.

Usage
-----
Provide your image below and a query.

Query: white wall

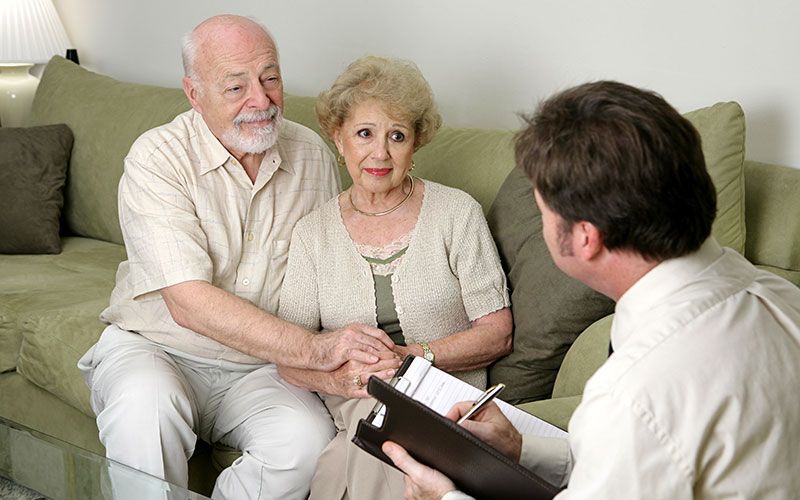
[51,0,800,168]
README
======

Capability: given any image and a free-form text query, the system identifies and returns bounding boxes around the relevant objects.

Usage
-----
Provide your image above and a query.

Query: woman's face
[334,99,415,195]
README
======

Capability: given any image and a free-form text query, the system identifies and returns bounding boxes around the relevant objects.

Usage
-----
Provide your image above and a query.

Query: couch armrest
[550,315,612,399]
[517,395,582,431]
[744,161,800,287]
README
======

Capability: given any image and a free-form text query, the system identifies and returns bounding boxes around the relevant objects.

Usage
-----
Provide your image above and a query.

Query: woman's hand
[327,357,402,398]
[308,323,397,371]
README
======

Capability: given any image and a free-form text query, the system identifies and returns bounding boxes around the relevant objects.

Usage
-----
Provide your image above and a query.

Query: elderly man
[383,81,800,499]
[78,15,398,499]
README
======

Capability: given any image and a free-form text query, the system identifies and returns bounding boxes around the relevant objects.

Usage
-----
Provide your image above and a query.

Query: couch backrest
[28,56,517,246]
[263,92,517,214]
[29,57,191,245]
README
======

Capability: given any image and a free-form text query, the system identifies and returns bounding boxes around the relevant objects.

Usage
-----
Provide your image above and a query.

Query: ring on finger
[353,374,364,388]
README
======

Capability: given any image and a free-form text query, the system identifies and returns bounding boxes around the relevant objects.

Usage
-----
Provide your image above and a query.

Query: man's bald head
[181,15,278,91]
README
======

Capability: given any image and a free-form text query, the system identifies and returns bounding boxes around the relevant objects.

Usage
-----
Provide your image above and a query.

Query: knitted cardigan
[278,180,511,388]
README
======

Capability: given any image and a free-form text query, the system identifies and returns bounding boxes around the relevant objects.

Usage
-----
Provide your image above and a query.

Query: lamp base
[0,64,39,127]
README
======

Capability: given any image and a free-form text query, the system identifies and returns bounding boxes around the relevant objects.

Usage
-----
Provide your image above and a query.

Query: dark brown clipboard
[352,374,562,500]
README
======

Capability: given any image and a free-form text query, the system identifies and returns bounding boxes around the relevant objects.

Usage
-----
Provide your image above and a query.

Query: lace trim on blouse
[356,231,412,276]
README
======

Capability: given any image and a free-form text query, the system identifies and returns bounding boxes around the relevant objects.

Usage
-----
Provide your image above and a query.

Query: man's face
[534,189,579,277]
[184,25,284,156]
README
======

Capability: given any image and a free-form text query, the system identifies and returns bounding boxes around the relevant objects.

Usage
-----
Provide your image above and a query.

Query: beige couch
[2,56,799,497]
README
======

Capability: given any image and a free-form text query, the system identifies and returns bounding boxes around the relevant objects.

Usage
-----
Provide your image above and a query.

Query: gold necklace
[349,175,415,217]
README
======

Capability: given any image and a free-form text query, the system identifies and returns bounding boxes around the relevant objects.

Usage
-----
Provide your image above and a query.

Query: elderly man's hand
[445,401,522,462]
[382,441,456,500]
[308,323,397,371]
[329,358,402,398]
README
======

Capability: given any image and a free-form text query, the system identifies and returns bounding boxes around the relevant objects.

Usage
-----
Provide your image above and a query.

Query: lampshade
[0,0,72,126]
[0,0,72,64]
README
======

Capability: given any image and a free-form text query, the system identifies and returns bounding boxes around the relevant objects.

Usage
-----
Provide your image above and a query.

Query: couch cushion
[412,128,516,214]
[0,237,125,415]
[0,124,73,254]
[28,56,191,245]
[488,102,747,404]
[683,101,746,254]
[280,95,516,210]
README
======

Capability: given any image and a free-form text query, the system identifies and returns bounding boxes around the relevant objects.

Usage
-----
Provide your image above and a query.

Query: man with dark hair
[383,81,800,498]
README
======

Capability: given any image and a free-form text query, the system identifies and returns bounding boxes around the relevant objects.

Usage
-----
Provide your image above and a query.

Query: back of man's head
[516,80,717,261]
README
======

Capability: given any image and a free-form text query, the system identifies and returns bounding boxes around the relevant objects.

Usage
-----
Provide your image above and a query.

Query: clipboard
[352,375,562,500]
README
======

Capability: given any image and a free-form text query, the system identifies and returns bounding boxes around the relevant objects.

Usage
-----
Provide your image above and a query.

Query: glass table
[0,416,210,500]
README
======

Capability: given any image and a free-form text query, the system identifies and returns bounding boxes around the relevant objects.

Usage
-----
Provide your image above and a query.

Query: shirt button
[391,275,399,283]
[242,278,250,286]
[247,232,254,241]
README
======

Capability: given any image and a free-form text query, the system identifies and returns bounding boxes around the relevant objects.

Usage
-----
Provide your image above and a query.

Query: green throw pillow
[487,166,615,404]
[0,124,73,254]
[488,101,747,404]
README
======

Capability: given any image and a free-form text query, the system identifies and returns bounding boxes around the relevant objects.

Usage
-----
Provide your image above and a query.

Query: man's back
[566,238,800,498]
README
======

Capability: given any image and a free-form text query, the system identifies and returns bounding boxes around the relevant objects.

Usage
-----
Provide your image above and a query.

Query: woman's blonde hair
[316,56,442,149]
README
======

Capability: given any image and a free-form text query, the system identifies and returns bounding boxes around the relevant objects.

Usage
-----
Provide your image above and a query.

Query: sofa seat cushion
[0,237,125,414]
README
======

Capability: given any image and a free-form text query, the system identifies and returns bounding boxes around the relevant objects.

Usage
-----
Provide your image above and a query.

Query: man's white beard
[222,104,283,154]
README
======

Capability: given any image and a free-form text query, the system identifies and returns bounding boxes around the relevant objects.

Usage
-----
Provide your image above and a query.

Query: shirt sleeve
[118,155,213,299]
[520,435,572,488]
[277,217,321,331]
[450,195,511,320]
[442,491,475,500]
[555,388,693,499]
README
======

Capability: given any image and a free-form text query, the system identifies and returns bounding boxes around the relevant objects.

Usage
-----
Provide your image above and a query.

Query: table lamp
[0,0,72,127]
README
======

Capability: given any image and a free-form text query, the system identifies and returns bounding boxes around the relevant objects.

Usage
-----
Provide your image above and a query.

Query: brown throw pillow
[487,166,615,404]
[0,124,73,254]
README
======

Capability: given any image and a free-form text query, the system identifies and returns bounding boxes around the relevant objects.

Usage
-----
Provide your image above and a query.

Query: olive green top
[362,247,408,345]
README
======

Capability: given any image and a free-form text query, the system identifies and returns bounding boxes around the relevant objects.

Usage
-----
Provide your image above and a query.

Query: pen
[457,382,505,424]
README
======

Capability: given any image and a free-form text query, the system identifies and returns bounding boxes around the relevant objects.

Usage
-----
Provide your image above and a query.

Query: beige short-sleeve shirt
[100,109,340,363]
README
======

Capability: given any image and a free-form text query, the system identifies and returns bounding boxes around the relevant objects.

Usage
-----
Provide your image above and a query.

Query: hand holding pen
[446,383,523,462]
[457,383,506,424]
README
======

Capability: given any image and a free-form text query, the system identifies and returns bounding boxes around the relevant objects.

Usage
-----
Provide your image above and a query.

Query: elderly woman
[277,56,512,500]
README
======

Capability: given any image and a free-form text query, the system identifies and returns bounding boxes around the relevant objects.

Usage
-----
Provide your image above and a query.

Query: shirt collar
[192,109,292,176]
[612,237,724,348]
[192,110,232,175]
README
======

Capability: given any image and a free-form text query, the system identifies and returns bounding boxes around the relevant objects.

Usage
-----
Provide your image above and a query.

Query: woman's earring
[337,155,346,168]
[410,160,416,171]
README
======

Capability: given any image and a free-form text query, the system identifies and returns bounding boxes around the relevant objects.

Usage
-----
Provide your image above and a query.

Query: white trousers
[78,325,335,500]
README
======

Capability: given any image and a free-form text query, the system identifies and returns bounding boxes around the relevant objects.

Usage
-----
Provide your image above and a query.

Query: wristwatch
[419,342,435,365]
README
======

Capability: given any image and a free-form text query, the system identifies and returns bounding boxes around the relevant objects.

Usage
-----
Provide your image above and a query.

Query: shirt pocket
[272,239,291,259]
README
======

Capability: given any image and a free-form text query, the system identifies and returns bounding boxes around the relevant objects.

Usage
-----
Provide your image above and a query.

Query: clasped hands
[310,323,405,398]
